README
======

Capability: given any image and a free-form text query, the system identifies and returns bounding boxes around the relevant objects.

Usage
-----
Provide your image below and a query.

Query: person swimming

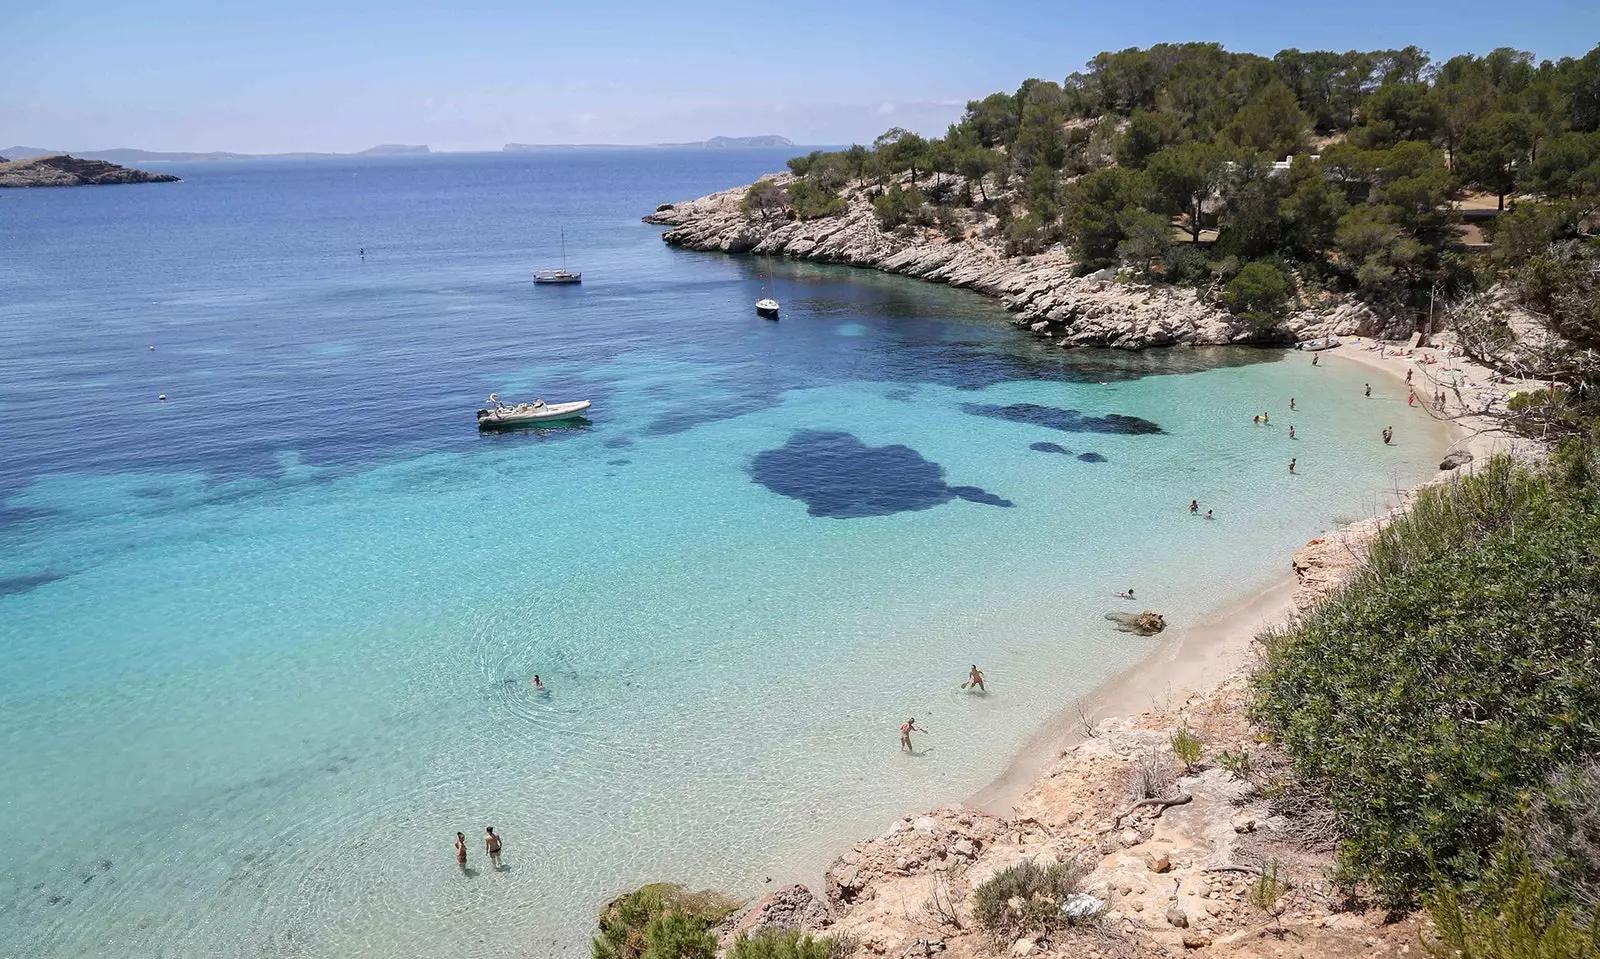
[530,674,545,691]
[1117,588,1136,599]
[1205,509,1214,520]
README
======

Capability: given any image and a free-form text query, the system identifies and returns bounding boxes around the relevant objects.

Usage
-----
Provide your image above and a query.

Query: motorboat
[755,297,780,319]
[534,228,581,284]
[1298,336,1341,351]
[477,394,591,428]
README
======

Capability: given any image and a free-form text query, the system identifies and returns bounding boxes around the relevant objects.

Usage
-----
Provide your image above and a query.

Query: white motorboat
[1298,336,1341,352]
[534,228,582,284]
[755,297,780,318]
[477,394,592,428]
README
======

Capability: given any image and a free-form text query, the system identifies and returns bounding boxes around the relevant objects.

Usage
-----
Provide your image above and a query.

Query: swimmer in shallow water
[530,674,545,690]
[1117,588,1136,599]
[900,717,925,751]
[965,665,986,692]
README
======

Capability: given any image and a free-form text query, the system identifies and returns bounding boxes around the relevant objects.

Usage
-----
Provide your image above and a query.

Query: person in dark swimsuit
[485,827,503,867]
[456,832,467,870]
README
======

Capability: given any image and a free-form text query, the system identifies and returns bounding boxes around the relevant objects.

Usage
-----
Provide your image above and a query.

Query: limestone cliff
[0,154,181,188]
[645,175,1413,351]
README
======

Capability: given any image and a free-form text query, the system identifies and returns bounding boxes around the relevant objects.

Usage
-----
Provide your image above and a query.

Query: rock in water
[750,430,1012,518]
[0,154,180,188]
[1105,610,1167,636]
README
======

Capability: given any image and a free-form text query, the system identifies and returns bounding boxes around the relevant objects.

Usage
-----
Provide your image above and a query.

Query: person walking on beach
[1289,458,1297,474]
[966,665,986,692]
[456,832,468,871]
[485,827,503,868]
[1365,383,1372,397]
[1406,368,1413,385]
[1189,500,1199,515]
[900,718,925,752]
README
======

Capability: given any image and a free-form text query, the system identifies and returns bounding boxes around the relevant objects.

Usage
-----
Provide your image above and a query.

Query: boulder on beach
[1105,610,1167,636]
[1440,449,1474,470]
[728,883,831,941]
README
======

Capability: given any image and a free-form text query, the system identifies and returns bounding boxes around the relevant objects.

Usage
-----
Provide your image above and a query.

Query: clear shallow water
[0,153,1446,957]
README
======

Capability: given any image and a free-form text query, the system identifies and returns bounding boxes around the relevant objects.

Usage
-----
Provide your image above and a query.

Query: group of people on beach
[454,827,504,871]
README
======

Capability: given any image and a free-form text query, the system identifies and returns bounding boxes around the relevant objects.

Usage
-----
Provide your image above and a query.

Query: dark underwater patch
[749,430,1013,519]
[961,403,1164,435]
[1029,442,1072,455]
[606,458,631,466]
[1077,452,1108,463]
[0,570,68,597]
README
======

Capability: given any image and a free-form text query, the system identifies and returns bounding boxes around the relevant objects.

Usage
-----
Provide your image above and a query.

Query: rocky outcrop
[644,175,1414,350]
[824,806,1011,907]
[727,884,832,941]
[1106,610,1168,635]
[0,154,180,188]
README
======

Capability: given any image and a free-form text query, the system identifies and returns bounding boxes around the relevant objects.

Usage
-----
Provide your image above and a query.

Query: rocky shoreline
[644,175,1414,351]
[0,154,181,188]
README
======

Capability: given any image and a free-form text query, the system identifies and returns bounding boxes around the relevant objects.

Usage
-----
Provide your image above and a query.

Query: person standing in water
[1365,383,1372,397]
[900,718,925,752]
[1189,500,1199,514]
[1289,397,1296,410]
[485,827,503,868]
[530,674,545,690]
[1262,412,1270,425]
[456,832,468,871]
[1289,458,1297,474]
[359,247,365,260]
[967,665,986,692]
[1253,414,1260,425]
[1312,354,1319,366]
[1408,390,1417,406]
[1289,426,1296,440]
[1205,509,1214,520]
[1383,426,1394,445]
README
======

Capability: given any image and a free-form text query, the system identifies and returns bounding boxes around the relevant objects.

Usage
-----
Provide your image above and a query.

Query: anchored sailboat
[755,256,779,319]
[534,228,581,284]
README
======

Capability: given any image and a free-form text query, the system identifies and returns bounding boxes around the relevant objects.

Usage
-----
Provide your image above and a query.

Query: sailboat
[755,256,779,319]
[534,228,582,284]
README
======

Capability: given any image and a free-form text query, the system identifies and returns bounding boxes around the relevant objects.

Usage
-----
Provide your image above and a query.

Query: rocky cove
[643,174,1414,352]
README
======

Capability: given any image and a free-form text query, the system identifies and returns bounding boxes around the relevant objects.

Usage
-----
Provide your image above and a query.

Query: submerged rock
[750,430,1013,518]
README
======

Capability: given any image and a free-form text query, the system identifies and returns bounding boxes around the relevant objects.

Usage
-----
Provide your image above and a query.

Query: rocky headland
[0,154,181,188]
[644,175,1414,351]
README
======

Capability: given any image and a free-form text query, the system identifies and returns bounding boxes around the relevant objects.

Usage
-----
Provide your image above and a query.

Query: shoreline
[960,337,1475,819]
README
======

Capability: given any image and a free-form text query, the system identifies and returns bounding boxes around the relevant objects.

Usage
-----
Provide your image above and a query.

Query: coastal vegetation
[970,857,1093,943]
[591,883,742,959]
[767,41,1600,357]
[1252,441,1600,928]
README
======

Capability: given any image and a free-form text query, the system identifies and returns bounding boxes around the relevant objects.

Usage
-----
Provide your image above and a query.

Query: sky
[2,0,1597,154]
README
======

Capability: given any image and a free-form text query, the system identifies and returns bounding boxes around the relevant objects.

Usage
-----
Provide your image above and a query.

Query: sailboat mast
[560,228,567,270]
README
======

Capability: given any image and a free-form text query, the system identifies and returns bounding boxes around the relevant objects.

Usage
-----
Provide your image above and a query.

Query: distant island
[0,144,431,164]
[503,135,794,151]
[0,154,181,188]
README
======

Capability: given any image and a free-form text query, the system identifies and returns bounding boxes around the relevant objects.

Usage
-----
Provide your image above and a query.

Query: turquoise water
[0,153,1446,957]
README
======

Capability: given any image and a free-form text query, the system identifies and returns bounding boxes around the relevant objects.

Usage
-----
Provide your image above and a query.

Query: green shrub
[971,857,1091,940]
[1222,261,1291,327]
[1171,727,1203,773]
[873,184,928,230]
[1251,450,1600,904]
[788,178,846,220]
[1522,761,1600,920]
[593,884,741,959]
[1426,846,1600,958]
[727,929,833,959]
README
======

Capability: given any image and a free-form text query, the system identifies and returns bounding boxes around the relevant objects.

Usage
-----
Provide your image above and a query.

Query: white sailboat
[534,228,581,284]
[755,257,779,319]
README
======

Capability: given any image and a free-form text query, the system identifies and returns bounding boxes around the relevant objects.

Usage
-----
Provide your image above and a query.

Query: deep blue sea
[0,151,1446,957]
